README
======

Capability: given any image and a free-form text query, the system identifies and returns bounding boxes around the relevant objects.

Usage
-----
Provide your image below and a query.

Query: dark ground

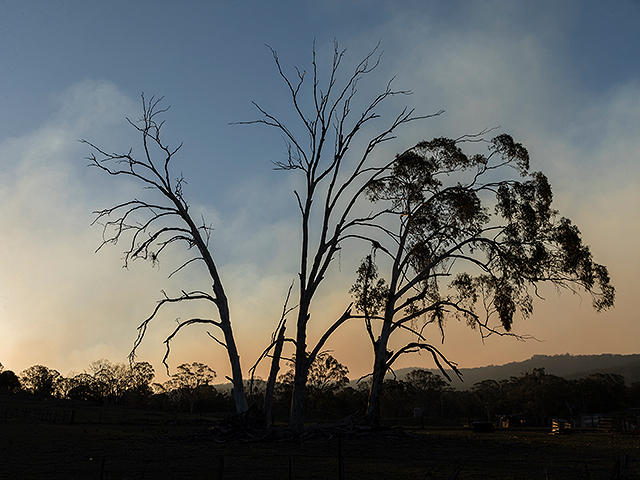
[1,395,639,479]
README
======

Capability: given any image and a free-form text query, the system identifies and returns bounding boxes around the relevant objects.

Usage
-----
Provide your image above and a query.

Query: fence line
[27,449,378,480]
[0,404,229,426]
[0,405,75,424]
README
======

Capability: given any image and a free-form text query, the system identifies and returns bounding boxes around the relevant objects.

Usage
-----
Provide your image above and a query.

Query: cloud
[316,2,640,371]
[0,79,307,380]
[1,3,638,382]
[0,80,151,375]
[226,6,640,375]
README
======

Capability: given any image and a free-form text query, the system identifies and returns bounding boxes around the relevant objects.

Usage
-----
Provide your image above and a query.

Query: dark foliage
[351,131,614,425]
[0,370,21,393]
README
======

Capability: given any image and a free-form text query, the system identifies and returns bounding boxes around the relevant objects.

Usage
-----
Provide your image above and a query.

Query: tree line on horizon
[76,40,614,431]
[2,357,637,424]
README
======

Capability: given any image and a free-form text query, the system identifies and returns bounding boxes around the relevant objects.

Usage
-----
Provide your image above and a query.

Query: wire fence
[1,402,634,479]
[0,403,227,426]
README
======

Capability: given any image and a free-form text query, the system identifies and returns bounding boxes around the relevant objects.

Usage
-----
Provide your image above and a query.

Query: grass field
[1,394,639,479]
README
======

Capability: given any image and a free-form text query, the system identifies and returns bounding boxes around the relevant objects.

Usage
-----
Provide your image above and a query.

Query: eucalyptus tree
[66,373,101,402]
[20,365,61,397]
[88,358,130,403]
[350,134,615,425]
[83,97,248,413]
[279,351,350,395]
[278,351,350,422]
[241,41,442,431]
[0,370,21,393]
[405,369,451,417]
[164,362,216,413]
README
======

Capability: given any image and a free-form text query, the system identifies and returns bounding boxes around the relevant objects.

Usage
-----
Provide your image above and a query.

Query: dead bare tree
[238,41,442,431]
[83,95,248,413]
[248,281,296,427]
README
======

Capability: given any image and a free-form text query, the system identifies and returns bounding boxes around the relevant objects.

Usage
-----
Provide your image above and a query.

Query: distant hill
[392,353,640,389]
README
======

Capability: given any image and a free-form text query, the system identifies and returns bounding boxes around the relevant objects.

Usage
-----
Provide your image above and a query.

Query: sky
[1,1,639,384]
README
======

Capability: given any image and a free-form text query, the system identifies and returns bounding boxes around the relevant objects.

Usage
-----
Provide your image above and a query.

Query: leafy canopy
[353,133,613,336]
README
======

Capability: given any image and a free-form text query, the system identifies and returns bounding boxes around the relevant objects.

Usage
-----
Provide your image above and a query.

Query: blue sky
[1,1,639,381]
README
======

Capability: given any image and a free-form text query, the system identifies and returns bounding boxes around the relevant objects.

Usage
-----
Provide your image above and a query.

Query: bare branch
[309,303,353,364]
[90,95,249,412]
[129,290,218,365]
[161,318,223,374]
[386,342,462,382]
[248,281,298,380]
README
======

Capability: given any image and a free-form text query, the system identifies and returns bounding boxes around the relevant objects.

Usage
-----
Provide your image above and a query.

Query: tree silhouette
[577,372,626,413]
[20,365,61,397]
[0,370,21,393]
[279,351,350,422]
[164,362,216,413]
[126,361,156,406]
[405,369,451,417]
[350,134,615,425]
[88,358,132,404]
[241,40,442,431]
[84,97,248,413]
[66,373,102,403]
[470,379,503,422]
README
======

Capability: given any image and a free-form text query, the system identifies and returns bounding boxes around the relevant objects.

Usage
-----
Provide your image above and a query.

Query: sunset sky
[1,1,639,383]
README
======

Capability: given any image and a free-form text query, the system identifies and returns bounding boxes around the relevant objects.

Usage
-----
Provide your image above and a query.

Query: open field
[1,395,639,479]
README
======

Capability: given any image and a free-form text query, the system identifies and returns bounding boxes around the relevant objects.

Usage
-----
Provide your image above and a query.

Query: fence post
[217,455,224,480]
[448,466,461,480]
[337,436,344,480]
[622,454,630,480]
